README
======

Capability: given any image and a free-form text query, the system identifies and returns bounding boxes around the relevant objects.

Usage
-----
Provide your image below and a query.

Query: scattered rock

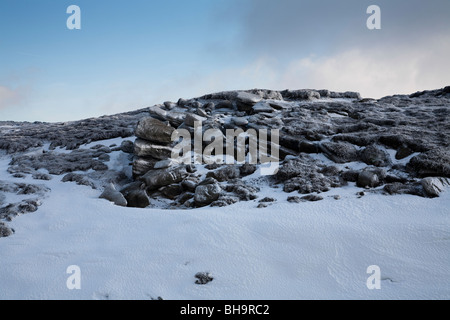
[120,140,135,154]
[32,172,52,181]
[421,177,448,198]
[62,173,96,189]
[194,184,222,207]
[0,222,14,238]
[224,182,259,201]
[360,145,391,167]
[259,197,276,203]
[195,272,214,285]
[211,195,240,207]
[99,183,128,207]
[357,170,380,188]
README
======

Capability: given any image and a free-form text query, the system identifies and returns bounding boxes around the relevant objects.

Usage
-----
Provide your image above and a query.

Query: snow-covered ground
[0,139,449,300]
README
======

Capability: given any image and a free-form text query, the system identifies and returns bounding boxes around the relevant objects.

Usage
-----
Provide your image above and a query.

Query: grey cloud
[226,0,450,57]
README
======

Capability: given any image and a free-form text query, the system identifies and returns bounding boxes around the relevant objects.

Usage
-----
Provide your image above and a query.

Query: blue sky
[1,0,449,122]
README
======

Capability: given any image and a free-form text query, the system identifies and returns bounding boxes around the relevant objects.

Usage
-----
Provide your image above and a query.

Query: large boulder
[236,92,263,112]
[360,145,391,167]
[407,148,450,177]
[194,184,222,207]
[134,139,173,160]
[357,170,381,188]
[319,142,360,163]
[135,117,175,145]
[125,190,150,208]
[99,183,128,207]
[132,157,158,177]
[140,166,189,190]
[421,177,448,198]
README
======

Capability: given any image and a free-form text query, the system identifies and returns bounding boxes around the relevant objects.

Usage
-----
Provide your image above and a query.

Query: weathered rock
[259,197,276,203]
[163,101,176,110]
[181,179,198,192]
[277,156,341,193]
[239,164,257,177]
[197,108,208,117]
[224,182,259,201]
[252,102,274,113]
[211,195,240,207]
[135,117,175,145]
[0,222,14,238]
[396,145,414,160]
[195,272,213,285]
[206,166,240,182]
[236,92,262,112]
[232,117,249,126]
[31,172,52,181]
[120,140,135,154]
[357,170,380,188]
[282,89,321,100]
[194,184,222,207]
[184,113,207,127]
[154,159,179,170]
[408,148,450,177]
[62,173,96,189]
[141,166,189,190]
[125,189,150,208]
[383,182,423,196]
[361,145,391,167]
[132,157,158,177]
[287,196,302,203]
[99,183,128,207]
[300,194,324,202]
[341,170,360,182]
[134,139,173,160]
[160,184,183,200]
[320,142,359,163]
[421,177,448,198]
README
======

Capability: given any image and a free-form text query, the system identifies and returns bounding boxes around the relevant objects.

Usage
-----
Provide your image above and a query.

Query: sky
[0,0,449,122]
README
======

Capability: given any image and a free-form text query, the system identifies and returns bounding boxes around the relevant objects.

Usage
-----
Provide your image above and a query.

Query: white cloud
[221,35,450,99]
[0,85,23,110]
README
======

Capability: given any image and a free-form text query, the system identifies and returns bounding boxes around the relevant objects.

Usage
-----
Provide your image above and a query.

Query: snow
[0,146,449,300]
